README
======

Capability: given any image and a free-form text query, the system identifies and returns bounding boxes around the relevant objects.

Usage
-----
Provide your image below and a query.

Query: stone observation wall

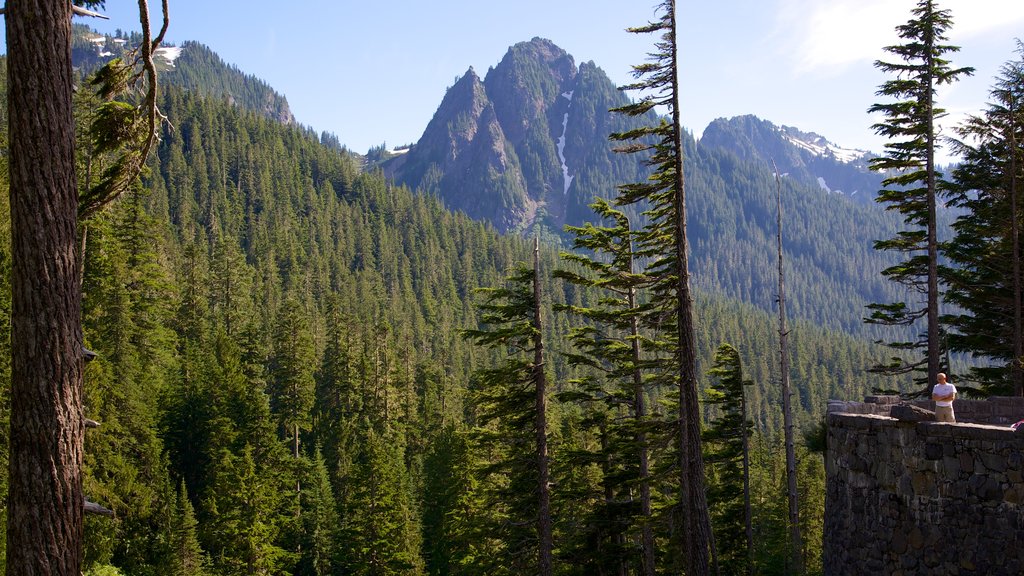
[824,396,1024,575]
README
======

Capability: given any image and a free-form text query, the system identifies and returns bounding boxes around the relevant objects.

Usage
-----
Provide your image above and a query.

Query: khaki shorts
[935,405,955,422]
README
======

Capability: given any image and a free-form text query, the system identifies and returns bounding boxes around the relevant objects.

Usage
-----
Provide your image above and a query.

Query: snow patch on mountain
[156,46,183,67]
[557,90,575,194]
[782,128,867,164]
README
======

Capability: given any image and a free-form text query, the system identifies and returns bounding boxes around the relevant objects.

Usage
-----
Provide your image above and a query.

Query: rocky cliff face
[385,38,648,233]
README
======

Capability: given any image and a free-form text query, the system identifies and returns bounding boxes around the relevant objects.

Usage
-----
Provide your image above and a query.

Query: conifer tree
[943,41,1024,394]
[270,297,316,457]
[313,296,360,494]
[462,239,553,576]
[421,425,491,576]
[611,1,712,572]
[169,481,208,576]
[704,344,753,576]
[774,164,801,574]
[297,449,339,576]
[555,198,657,575]
[339,428,424,576]
[6,3,88,571]
[204,445,291,576]
[866,0,973,390]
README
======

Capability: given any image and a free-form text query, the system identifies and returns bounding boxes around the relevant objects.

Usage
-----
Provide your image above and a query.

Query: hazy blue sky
[5,1,1024,159]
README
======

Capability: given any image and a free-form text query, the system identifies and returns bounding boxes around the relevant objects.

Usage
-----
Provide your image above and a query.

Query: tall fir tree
[611,1,713,572]
[943,41,1024,395]
[866,0,973,391]
[297,449,339,576]
[704,344,753,576]
[420,425,491,576]
[168,481,208,576]
[339,428,424,576]
[270,296,316,457]
[203,445,291,576]
[462,239,553,576]
[555,198,658,575]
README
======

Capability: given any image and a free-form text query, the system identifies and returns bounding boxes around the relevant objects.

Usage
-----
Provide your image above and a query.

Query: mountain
[71,25,295,124]
[0,30,918,575]
[699,115,881,204]
[59,28,916,379]
[382,38,909,338]
[384,38,648,233]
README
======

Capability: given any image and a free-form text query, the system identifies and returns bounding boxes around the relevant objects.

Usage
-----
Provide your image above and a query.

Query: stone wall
[824,398,1024,575]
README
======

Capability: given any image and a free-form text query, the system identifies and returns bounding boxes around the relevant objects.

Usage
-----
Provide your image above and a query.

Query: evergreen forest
[2,1,1023,575]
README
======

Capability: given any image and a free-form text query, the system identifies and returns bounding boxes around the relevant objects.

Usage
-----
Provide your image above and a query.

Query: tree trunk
[5,1,85,574]
[1011,106,1022,396]
[925,15,942,393]
[622,225,655,573]
[629,276,656,576]
[533,237,553,576]
[741,386,753,575]
[776,164,803,574]
[668,2,712,573]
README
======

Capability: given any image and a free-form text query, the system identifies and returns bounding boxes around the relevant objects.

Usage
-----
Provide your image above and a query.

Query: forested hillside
[382,38,916,341]
[700,114,879,203]
[0,42,907,572]
[72,25,295,124]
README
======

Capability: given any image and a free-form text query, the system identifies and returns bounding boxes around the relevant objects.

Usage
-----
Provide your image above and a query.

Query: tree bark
[5,1,85,574]
[776,164,803,574]
[1011,106,1022,396]
[668,3,712,573]
[924,8,942,394]
[629,272,656,576]
[533,237,553,576]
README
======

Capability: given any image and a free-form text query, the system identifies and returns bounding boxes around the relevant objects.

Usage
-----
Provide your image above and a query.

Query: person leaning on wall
[931,373,957,422]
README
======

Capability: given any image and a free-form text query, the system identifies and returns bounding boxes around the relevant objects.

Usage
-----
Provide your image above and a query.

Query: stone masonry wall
[824,398,1024,576]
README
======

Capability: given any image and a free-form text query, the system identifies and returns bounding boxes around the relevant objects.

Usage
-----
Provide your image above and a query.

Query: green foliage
[339,429,424,575]
[866,0,974,385]
[613,2,713,571]
[943,41,1024,394]
[554,198,661,575]
[270,297,316,452]
[704,344,754,576]
[203,445,292,575]
[297,450,339,576]
[7,18,1018,571]
[168,482,209,576]
[462,258,553,575]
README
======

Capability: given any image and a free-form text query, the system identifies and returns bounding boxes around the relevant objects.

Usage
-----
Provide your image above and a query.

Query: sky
[3,0,1024,159]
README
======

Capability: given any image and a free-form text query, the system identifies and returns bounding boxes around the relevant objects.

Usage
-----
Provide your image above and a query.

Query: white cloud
[776,0,1024,76]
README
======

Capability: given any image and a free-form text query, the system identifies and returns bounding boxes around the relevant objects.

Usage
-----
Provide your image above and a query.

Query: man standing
[932,373,957,422]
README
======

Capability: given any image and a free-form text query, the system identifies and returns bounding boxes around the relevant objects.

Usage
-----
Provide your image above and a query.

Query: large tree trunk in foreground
[6,0,85,574]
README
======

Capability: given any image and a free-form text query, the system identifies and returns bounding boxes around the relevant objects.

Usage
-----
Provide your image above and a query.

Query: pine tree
[943,41,1024,394]
[555,198,657,575]
[421,425,492,576]
[611,1,712,572]
[204,445,291,576]
[462,239,553,576]
[704,344,753,576]
[169,481,208,576]
[270,296,315,457]
[339,428,424,575]
[866,0,973,390]
[297,449,339,576]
